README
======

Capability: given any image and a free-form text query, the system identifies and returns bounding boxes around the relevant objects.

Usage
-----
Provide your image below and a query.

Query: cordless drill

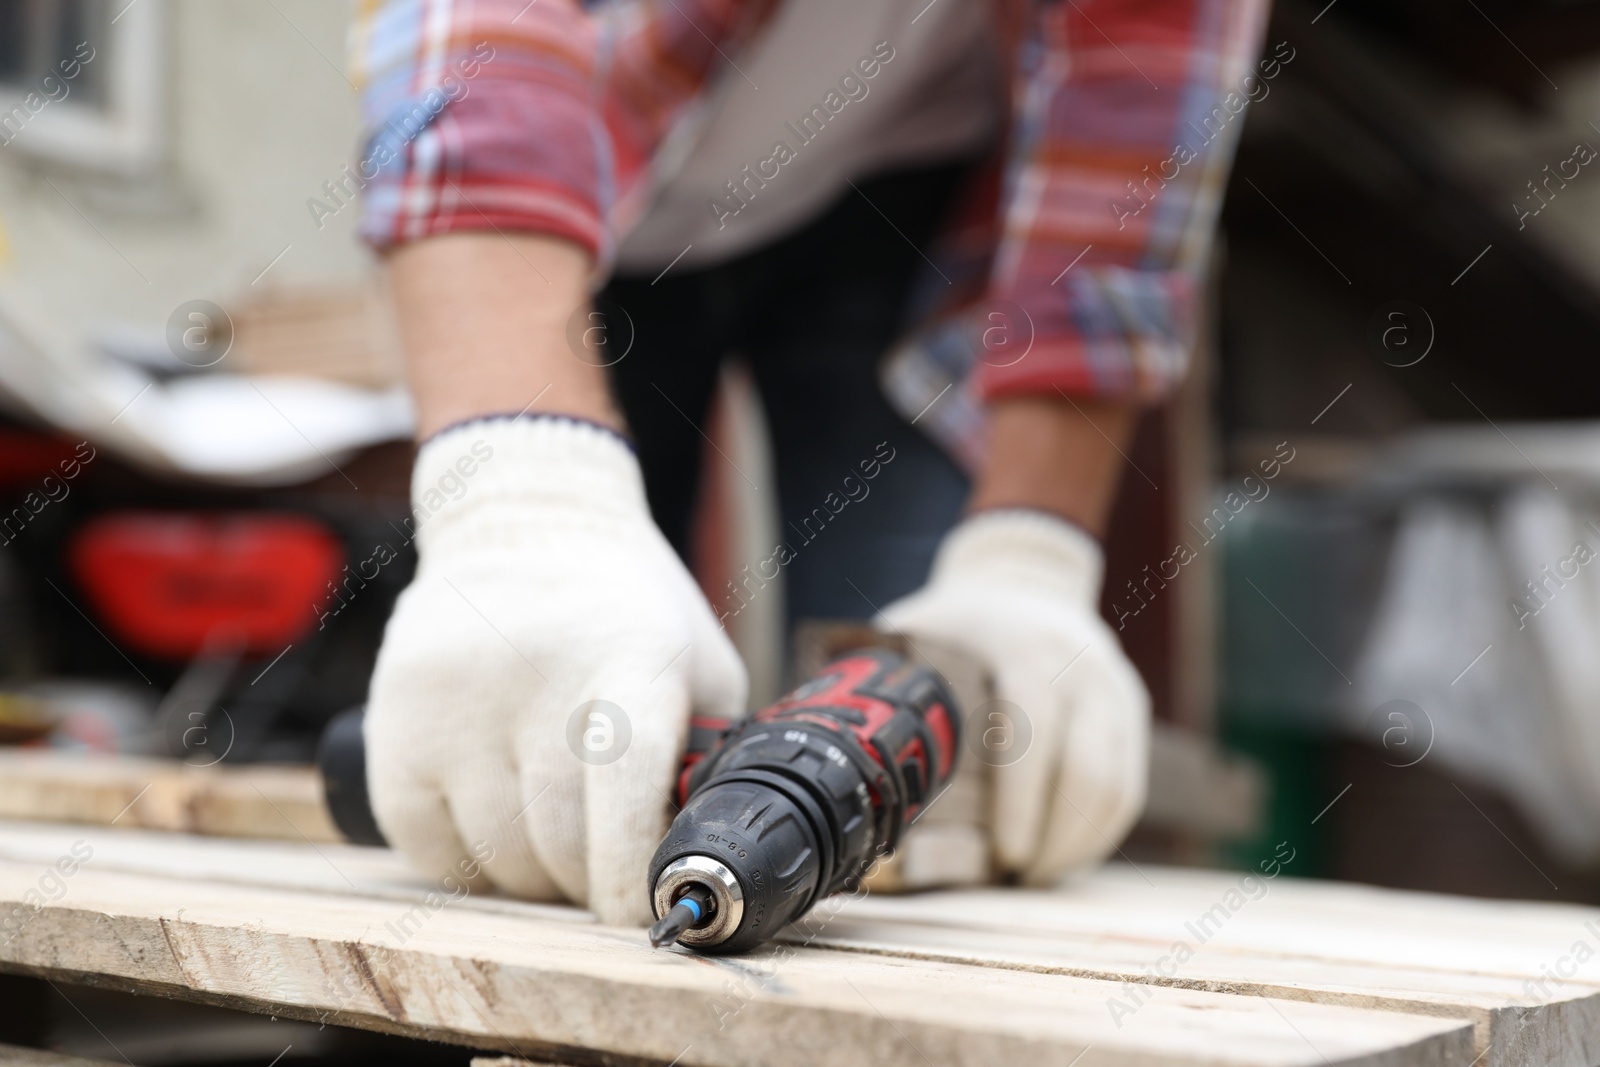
[316,648,961,955]
[648,648,961,953]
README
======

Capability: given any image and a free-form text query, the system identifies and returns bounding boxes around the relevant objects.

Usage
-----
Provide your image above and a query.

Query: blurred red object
[0,431,84,489]
[69,513,344,660]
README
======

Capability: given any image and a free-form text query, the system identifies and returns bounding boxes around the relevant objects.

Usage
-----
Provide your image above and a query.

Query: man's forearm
[390,232,619,439]
[968,396,1136,539]
[390,233,1134,541]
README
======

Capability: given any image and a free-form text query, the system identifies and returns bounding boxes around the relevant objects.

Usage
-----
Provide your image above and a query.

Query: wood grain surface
[0,820,1485,1067]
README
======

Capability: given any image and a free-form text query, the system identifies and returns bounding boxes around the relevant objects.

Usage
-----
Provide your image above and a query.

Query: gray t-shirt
[615,0,1002,272]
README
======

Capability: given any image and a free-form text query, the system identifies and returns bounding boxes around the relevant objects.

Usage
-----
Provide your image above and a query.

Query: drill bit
[649,884,713,948]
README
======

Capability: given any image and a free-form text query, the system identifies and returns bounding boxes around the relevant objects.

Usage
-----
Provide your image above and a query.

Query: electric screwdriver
[647,648,961,952]
[316,647,961,955]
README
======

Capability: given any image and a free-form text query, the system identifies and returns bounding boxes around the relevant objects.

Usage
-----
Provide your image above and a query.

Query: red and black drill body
[648,648,961,953]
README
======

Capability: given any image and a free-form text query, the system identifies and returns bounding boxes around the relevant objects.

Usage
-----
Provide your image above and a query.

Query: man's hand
[882,394,1149,884]
[882,510,1149,884]
[367,417,746,925]
[370,232,745,925]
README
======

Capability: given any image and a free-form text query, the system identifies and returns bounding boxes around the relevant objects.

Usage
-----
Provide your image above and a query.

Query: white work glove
[881,509,1150,885]
[366,417,747,925]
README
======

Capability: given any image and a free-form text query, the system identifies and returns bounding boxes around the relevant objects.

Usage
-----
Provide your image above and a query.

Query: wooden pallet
[0,1046,120,1067]
[0,728,1258,848]
[0,752,339,843]
[0,819,1596,1066]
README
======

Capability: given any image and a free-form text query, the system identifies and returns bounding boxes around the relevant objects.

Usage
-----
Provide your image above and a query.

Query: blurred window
[0,0,163,173]
[0,0,111,109]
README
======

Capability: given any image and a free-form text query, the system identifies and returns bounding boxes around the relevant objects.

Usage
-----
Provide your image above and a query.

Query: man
[353,0,1269,926]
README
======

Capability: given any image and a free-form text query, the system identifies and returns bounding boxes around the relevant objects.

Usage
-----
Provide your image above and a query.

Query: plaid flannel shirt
[352,0,1270,471]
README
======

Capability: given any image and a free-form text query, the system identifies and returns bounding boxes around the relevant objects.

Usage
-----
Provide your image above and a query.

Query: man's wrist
[927,508,1106,607]
[964,505,1100,549]
[410,415,650,556]
[422,410,634,453]
[967,395,1136,539]
[390,231,624,440]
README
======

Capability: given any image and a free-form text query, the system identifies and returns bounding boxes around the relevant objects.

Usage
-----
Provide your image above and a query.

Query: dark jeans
[604,162,973,627]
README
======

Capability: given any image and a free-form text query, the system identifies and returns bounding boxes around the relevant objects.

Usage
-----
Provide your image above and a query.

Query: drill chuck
[647,648,960,953]
[650,858,739,947]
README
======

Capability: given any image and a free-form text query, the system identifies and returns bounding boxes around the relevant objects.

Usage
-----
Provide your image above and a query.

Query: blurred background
[2,0,1600,948]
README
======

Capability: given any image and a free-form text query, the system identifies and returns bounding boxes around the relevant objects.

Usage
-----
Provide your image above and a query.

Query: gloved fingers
[584,680,689,926]
[438,755,564,900]
[365,625,490,895]
[987,665,1065,873]
[515,702,589,906]
[368,580,564,899]
[1022,654,1151,886]
[876,589,958,650]
[368,766,481,897]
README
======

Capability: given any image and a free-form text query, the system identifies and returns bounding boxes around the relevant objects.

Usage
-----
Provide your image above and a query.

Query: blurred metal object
[154,628,243,762]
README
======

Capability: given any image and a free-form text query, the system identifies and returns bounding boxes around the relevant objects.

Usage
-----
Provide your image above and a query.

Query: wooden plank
[803,913,1596,1067]
[830,869,1600,1067]
[863,866,1600,981]
[0,833,1472,1067]
[0,753,338,844]
[0,1047,118,1067]
[0,733,1263,852]
[7,819,1592,994]
[0,820,1583,1064]
[0,819,584,923]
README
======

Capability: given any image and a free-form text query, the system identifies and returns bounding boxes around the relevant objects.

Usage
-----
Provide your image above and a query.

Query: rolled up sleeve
[976,0,1272,403]
[351,0,772,263]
